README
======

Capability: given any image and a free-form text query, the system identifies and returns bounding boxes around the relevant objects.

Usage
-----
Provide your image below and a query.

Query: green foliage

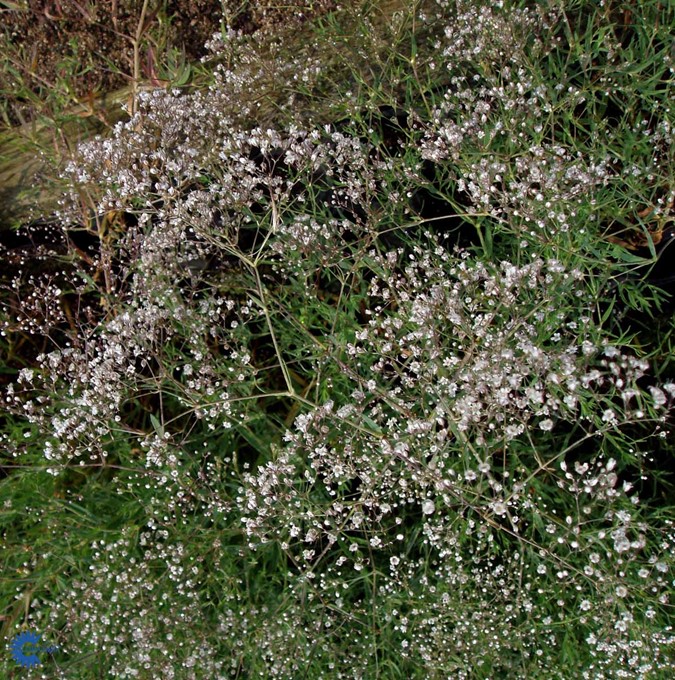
[1,0,674,677]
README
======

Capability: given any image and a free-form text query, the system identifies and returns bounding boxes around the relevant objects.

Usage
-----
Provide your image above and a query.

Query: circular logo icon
[10,630,57,668]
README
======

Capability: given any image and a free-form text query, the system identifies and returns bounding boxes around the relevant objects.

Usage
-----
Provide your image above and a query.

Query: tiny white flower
[492,501,508,516]
[649,385,667,407]
[422,500,435,515]
[663,383,675,397]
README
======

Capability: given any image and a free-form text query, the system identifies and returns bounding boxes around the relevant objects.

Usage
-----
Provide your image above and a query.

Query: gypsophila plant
[1,0,674,677]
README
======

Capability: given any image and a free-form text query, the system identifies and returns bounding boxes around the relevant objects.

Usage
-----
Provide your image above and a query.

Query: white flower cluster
[346,246,614,440]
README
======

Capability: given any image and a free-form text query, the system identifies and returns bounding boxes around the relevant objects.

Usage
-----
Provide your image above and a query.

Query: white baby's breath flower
[649,385,667,407]
[491,501,508,516]
[422,500,435,515]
